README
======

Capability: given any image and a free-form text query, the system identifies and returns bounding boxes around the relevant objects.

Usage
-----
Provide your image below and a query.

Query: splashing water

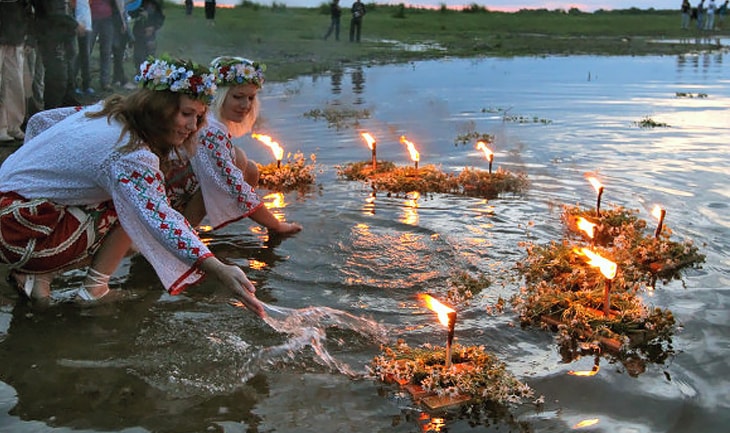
[232,301,391,378]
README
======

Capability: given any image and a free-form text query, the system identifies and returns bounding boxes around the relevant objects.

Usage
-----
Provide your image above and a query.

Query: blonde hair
[209,84,260,138]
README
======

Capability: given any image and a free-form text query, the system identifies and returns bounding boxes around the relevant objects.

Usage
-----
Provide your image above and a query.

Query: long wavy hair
[209,85,260,138]
[86,89,208,161]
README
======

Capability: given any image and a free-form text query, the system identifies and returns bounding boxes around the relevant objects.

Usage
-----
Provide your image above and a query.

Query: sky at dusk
[206,0,678,13]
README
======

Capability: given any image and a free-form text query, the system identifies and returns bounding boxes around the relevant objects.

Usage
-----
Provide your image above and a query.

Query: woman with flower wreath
[0,56,265,317]
[164,56,303,235]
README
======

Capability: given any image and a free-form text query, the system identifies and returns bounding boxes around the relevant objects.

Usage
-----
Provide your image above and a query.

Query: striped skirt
[0,192,118,273]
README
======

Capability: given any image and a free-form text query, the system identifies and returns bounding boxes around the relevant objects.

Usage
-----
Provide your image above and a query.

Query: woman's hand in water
[201,257,265,317]
[271,221,303,235]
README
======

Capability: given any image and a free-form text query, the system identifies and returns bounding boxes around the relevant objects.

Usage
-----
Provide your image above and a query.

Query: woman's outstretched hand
[272,221,303,235]
[201,257,265,317]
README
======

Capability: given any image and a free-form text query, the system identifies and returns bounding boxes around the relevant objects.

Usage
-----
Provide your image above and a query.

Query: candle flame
[576,217,597,239]
[652,205,664,220]
[586,176,603,193]
[399,135,420,162]
[418,294,455,327]
[252,133,284,161]
[574,247,617,279]
[361,132,376,150]
[476,141,494,161]
[572,418,600,429]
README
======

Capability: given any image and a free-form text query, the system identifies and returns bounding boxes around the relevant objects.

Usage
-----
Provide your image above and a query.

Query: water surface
[1,51,729,432]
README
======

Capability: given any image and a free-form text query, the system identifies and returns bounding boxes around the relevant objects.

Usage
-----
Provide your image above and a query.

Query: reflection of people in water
[330,67,343,95]
[351,65,365,104]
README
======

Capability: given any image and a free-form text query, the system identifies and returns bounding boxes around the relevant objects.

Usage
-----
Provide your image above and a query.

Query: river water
[1,47,729,433]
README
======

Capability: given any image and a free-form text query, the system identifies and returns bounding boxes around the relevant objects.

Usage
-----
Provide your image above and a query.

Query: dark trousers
[38,36,77,108]
[90,17,115,88]
[324,17,340,40]
[349,17,362,42]
[112,17,128,85]
[75,32,92,90]
[133,27,158,68]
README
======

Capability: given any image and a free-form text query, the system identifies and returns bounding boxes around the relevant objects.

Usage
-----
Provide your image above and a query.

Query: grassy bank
[159,3,729,82]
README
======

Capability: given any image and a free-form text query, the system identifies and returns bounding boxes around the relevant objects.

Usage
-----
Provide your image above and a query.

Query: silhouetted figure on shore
[349,0,366,42]
[324,0,341,41]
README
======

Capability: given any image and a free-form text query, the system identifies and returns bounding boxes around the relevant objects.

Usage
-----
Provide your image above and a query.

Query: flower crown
[134,56,218,103]
[211,56,266,88]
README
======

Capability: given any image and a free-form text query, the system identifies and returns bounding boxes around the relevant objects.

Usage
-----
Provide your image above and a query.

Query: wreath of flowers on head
[210,56,266,88]
[134,55,218,103]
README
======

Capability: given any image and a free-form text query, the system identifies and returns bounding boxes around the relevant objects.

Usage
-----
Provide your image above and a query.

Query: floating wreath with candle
[257,151,318,192]
[369,340,538,409]
[251,133,318,192]
[337,133,528,197]
[370,288,536,412]
[512,201,705,374]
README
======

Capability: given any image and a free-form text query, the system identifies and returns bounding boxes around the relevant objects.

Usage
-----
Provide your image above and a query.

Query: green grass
[156,3,729,82]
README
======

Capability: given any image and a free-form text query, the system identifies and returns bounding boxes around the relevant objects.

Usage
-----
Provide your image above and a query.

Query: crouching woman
[0,56,264,316]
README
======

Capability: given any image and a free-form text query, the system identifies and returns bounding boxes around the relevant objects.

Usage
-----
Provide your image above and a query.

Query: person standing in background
[718,0,728,28]
[0,0,33,142]
[23,33,45,122]
[185,0,193,16]
[205,0,216,25]
[32,0,82,108]
[705,0,717,29]
[349,0,366,43]
[130,0,165,77]
[111,3,132,88]
[324,0,342,41]
[681,0,692,29]
[89,0,127,91]
[696,0,706,29]
[74,0,94,96]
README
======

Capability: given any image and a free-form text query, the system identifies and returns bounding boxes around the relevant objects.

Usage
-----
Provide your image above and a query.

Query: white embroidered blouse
[0,105,211,294]
[190,114,264,229]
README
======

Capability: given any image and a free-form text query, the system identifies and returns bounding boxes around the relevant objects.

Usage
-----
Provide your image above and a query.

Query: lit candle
[587,177,604,218]
[574,247,617,316]
[252,133,284,168]
[400,135,420,170]
[361,132,377,171]
[576,216,598,246]
[476,141,494,174]
[419,294,457,368]
[652,205,666,239]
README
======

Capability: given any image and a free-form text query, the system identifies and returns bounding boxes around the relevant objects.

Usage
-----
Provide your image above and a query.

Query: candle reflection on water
[568,356,600,376]
[263,192,287,210]
[401,192,420,226]
[573,418,600,429]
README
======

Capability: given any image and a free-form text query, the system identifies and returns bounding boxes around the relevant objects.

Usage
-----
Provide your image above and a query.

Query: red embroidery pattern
[200,131,259,211]
[118,168,203,259]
